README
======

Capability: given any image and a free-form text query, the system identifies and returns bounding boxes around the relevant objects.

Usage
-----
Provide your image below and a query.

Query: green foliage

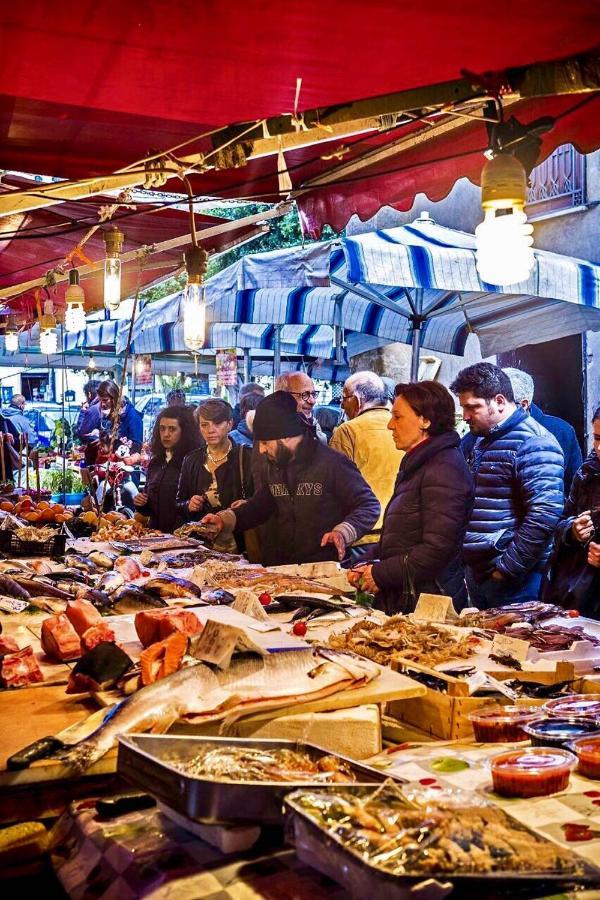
[40,467,85,495]
[138,203,338,303]
[157,374,191,393]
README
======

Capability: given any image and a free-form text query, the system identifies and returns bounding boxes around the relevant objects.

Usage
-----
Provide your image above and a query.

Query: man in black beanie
[200,391,380,565]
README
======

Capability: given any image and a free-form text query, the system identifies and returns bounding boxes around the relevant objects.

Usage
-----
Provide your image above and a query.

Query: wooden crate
[387,658,576,740]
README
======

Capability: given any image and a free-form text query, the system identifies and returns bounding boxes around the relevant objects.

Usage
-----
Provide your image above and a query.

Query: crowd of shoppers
[71,362,596,619]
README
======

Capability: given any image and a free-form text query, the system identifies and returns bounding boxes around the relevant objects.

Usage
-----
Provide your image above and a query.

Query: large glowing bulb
[40,328,58,355]
[183,282,206,351]
[4,331,18,352]
[65,303,87,333]
[104,257,122,311]
[475,208,534,286]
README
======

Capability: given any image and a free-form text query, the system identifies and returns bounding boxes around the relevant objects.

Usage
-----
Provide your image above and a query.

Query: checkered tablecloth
[51,800,345,900]
[367,741,600,866]
[51,740,600,899]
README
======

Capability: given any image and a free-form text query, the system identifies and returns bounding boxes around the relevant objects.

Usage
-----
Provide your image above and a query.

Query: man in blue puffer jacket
[451,363,564,608]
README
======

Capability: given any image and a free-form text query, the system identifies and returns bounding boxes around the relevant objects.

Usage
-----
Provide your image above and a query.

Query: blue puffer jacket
[463,407,564,582]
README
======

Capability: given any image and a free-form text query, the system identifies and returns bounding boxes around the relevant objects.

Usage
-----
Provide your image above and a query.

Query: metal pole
[334,324,344,365]
[410,289,424,382]
[243,347,251,383]
[273,326,282,380]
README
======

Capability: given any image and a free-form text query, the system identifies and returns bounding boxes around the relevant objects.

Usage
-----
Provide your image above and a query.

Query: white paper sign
[413,593,452,623]
[490,632,531,662]
[190,620,239,668]
[0,597,29,614]
[232,590,270,623]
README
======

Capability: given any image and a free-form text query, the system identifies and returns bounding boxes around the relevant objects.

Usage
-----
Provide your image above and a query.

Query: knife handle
[6,736,66,770]
[96,793,156,818]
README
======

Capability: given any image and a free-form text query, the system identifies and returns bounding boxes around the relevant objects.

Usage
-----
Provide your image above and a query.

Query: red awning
[0,4,598,231]
[0,178,264,314]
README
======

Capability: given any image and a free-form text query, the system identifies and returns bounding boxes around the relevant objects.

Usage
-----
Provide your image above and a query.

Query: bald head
[342,371,388,420]
[274,372,318,417]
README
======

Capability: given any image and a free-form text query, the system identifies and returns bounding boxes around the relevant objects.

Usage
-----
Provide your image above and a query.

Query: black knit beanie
[252,391,308,441]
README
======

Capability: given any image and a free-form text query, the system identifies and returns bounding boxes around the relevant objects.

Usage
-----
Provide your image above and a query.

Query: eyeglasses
[290,390,318,401]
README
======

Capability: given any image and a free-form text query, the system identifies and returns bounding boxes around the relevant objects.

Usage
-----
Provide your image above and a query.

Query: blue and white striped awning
[107,219,600,360]
[62,319,121,352]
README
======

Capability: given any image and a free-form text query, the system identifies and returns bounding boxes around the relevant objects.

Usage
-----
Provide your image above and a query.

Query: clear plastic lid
[543,694,600,720]
[523,716,600,740]
[491,747,577,774]
[468,704,541,723]
[568,734,600,757]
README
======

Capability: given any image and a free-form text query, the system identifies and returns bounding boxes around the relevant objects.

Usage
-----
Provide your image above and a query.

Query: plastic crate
[0,528,67,557]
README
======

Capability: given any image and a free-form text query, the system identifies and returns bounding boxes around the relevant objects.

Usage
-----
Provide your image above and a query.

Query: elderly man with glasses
[331,371,402,563]
[274,372,327,443]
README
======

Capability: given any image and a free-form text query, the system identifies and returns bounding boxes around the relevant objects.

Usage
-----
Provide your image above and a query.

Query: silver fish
[98,571,125,594]
[61,663,226,774]
[87,550,117,570]
[65,554,99,575]
[60,649,380,774]
[144,575,203,600]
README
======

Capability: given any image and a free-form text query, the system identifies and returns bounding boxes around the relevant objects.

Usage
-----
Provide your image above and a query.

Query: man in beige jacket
[331,371,403,563]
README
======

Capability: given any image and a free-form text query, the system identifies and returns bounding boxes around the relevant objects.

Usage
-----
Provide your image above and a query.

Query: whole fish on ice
[59,648,379,774]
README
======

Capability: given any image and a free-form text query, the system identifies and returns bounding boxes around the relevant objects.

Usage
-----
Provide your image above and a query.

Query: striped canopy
[103,218,600,361]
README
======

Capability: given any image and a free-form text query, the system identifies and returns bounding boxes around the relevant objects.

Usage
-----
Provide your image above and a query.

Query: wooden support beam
[0,205,288,301]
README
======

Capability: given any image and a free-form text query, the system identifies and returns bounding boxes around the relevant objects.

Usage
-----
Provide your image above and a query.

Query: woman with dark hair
[176,399,254,551]
[542,406,600,618]
[133,406,202,534]
[348,380,474,613]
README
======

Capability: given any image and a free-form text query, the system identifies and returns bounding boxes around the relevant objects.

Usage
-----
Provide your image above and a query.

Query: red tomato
[567,609,580,617]
[292,621,307,637]
[258,592,272,606]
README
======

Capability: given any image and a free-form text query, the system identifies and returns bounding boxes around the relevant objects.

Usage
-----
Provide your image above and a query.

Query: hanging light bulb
[64,269,87,333]
[87,353,97,371]
[4,315,19,352]
[39,300,58,355]
[182,246,208,352]
[103,225,124,311]
[475,153,534,286]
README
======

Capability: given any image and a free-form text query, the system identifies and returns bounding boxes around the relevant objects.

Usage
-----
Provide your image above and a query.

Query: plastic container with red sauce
[543,694,600,722]
[568,735,600,779]
[490,747,577,798]
[468,705,540,743]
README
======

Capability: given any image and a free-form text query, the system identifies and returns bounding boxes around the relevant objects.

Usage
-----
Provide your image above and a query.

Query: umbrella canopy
[119,218,600,376]
[0,5,598,235]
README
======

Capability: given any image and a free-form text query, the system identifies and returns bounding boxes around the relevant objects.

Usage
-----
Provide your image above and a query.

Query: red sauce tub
[568,735,600,779]
[490,747,577,798]
[468,705,541,743]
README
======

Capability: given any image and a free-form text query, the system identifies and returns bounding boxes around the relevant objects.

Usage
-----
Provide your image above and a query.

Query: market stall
[0,511,599,895]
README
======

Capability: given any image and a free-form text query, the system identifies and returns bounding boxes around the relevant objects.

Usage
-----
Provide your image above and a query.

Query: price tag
[490,632,531,662]
[0,598,29,614]
[190,620,240,668]
[232,590,269,623]
[413,593,452,623]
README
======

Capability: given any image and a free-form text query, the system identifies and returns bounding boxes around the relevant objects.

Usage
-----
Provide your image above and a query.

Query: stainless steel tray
[284,786,600,898]
[117,734,391,825]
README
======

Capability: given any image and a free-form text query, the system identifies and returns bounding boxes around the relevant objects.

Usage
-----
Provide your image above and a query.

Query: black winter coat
[370,432,474,613]
[233,436,380,566]
[463,407,564,582]
[542,451,600,618]
[176,442,254,521]
[136,455,184,535]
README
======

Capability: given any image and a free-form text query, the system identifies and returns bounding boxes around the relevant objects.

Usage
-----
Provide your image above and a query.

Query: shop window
[526,144,586,219]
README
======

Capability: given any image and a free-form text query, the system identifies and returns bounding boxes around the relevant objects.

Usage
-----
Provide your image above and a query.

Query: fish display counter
[1,534,600,897]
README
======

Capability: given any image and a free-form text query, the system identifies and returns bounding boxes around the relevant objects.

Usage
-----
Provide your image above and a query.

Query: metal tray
[284,786,600,898]
[117,734,391,825]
